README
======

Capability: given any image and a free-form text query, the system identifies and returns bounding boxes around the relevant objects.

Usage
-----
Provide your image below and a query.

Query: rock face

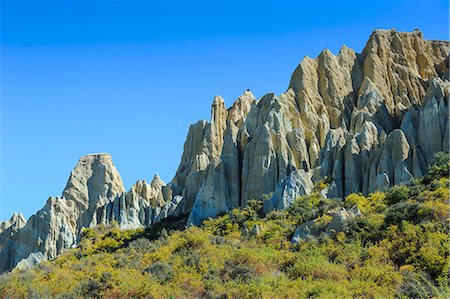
[262,170,313,213]
[0,213,26,234]
[186,29,449,225]
[0,154,178,272]
[1,29,449,273]
[13,252,45,272]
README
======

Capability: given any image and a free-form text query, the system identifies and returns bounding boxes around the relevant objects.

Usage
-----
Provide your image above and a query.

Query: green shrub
[143,261,174,284]
[385,185,410,205]
[128,238,154,253]
[345,213,385,244]
[221,259,257,283]
[385,202,419,225]
[77,279,102,298]
[287,252,347,281]
[287,194,340,224]
[398,269,441,299]
[1,169,449,298]
[427,151,450,181]
[344,193,368,212]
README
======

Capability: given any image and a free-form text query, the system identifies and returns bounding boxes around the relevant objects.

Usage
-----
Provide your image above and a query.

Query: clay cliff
[1,29,448,272]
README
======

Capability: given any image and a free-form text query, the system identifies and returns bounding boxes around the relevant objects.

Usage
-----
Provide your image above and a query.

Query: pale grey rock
[400,109,427,178]
[291,207,361,244]
[417,79,449,164]
[186,91,257,225]
[375,173,391,192]
[320,181,339,199]
[154,195,184,223]
[291,220,317,243]
[240,91,301,205]
[241,228,250,239]
[187,157,230,226]
[316,128,347,197]
[0,213,26,234]
[263,170,313,213]
[0,196,78,272]
[344,137,361,195]
[227,90,255,127]
[13,252,45,272]
[243,125,276,200]
[0,154,125,272]
[171,120,212,214]
[0,213,28,271]
[211,96,228,158]
[369,129,411,192]
[97,174,183,229]
[251,224,261,236]
[221,91,256,210]
[324,207,361,235]
[240,224,260,238]
[63,153,125,225]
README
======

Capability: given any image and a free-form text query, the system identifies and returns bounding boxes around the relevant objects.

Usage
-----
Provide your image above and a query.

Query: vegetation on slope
[0,152,449,299]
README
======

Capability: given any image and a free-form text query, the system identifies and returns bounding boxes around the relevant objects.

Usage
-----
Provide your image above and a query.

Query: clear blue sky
[1,0,448,220]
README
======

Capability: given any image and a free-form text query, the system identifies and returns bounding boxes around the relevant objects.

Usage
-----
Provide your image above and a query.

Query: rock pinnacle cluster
[1,29,448,272]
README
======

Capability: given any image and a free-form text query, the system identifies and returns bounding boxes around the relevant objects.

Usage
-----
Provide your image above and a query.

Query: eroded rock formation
[0,154,178,272]
[1,29,449,272]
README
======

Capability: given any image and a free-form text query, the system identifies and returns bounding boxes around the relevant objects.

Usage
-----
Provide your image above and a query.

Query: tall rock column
[221,90,255,208]
[211,96,228,158]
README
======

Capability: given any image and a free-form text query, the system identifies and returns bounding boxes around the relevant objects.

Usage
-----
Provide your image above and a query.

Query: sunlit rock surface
[1,29,448,272]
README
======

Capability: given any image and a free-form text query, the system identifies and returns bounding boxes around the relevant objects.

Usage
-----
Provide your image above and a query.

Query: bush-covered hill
[1,153,449,299]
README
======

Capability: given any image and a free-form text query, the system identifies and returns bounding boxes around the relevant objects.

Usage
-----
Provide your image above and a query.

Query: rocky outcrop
[187,157,230,226]
[1,29,449,273]
[63,153,126,228]
[0,154,179,272]
[99,174,178,229]
[13,252,45,272]
[187,30,449,225]
[291,207,361,243]
[0,213,26,234]
[170,120,212,214]
[262,170,313,213]
[0,154,124,272]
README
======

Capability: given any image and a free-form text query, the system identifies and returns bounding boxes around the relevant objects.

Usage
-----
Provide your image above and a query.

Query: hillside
[0,153,448,298]
[0,28,449,276]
